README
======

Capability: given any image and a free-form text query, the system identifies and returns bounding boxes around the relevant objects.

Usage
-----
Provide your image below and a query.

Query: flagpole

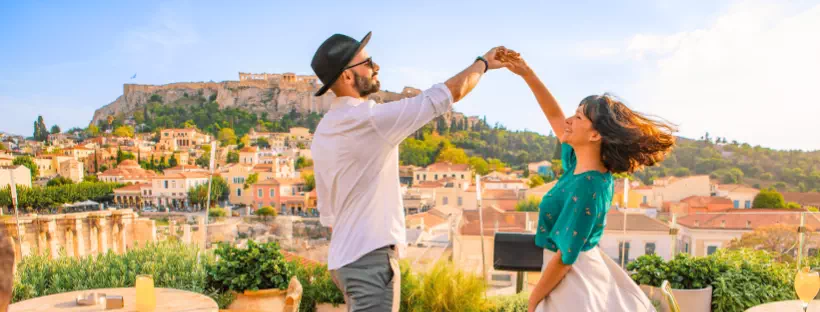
[202,140,217,250]
[10,170,23,254]
[476,175,487,282]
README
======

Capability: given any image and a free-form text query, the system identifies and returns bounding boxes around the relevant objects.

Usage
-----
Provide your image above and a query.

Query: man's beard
[353,71,380,97]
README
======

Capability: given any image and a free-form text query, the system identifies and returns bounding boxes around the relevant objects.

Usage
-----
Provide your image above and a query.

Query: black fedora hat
[311,31,372,96]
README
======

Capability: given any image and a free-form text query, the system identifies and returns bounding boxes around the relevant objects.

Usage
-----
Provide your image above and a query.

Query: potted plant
[291,261,346,312]
[207,240,297,311]
[629,254,726,312]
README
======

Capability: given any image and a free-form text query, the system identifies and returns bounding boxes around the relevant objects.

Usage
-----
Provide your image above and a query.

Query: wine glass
[795,267,820,312]
[136,274,156,312]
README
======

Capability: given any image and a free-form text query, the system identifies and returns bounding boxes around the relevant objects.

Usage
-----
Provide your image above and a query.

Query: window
[416,174,420,180]
[491,274,512,282]
[642,196,647,204]
[434,174,438,180]
[171,181,176,188]
[733,200,739,208]
[270,189,275,197]
[707,245,718,255]
[258,189,263,198]
[237,188,242,196]
[452,174,456,178]
[458,197,463,206]
[645,242,656,255]
[684,242,689,253]
[618,242,631,265]
[442,197,449,205]
[164,181,168,189]
[461,174,465,179]
[744,200,751,209]
[423,174,427,180]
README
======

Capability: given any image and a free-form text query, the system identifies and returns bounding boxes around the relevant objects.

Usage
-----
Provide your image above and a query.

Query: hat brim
[314,32,372,96]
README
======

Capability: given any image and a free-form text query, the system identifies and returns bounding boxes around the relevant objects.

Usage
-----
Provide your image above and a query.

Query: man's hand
[501,49,534,77]
[483,47,505,70]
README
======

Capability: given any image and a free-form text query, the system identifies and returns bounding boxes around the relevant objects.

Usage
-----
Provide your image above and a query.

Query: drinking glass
[136,274,156,312]
[795,267,820,312]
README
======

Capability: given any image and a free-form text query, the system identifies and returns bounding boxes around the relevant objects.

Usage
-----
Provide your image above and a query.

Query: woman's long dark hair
[581,94,676,174]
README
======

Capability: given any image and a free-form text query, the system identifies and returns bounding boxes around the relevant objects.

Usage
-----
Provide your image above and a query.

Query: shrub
[488,292,528,312]
[208,207,227,219]
[400,260,491,312]
[626,254,667,287]
[289,261,344,312]
[256,206,277,221]
[206,240,292,292]
[12,241,233,308]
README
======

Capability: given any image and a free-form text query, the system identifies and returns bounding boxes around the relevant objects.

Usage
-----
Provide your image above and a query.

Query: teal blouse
[534,143,614,265]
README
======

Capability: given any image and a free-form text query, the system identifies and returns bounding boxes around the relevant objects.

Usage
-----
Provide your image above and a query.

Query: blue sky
[1,0,818,150]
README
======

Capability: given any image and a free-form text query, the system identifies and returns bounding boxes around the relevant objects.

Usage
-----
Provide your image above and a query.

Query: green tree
[295,156,313,170]
[168,154,178,167]
[552,160,563,177]
[13,156,38,179]
[182,119,197,129]
[303,173,315,192]
[435,146,469,164]
[50,125,61,134]
[239,134,250,147]
[528,175,545,188]
[786,202,802,209]
[209,207,227,218]
[487,158,506,172]
[673,167,691,177]
[773,182,788,191]
[515,196,541,212]
[113,125,135,137]
[33,115,49,141]
[83,175,99,183]
[46,176,74,186]
[254,137,271,148]
[86,125,100,137]
[187,176,229,209]
[218,128,238,145]
[244,173,259,190]
[226,151,239,164]
[256,206,277,222]
[468,157,489,175]
[752,189,786,209]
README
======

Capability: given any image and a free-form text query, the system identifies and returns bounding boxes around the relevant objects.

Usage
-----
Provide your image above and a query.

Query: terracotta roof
[782,192,820,207]
[604,210,670,232]
[272,177,305,185]
[460,209,538,236]
[415,181,445,188]
[151,172,209,180]
[114,183,150,192]
[677,209,815,230]
[167,164,201,170]
[424,162,470,172]
[255,178,280,186]
[679,196,733,208]
[717,184,760,194]
[119,159,140,168]
[482,189,519,200]
[99,166,158,179]
[406,209,450,229]
[239,146,258,153]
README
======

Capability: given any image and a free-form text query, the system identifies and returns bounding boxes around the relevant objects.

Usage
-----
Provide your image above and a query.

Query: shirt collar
[330,96,366,110]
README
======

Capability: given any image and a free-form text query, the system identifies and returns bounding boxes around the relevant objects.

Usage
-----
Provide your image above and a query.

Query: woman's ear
[589,130,602,143]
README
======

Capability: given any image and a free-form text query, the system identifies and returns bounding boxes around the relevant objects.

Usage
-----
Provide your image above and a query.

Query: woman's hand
[502,50,534,77]
[528,292,543,312]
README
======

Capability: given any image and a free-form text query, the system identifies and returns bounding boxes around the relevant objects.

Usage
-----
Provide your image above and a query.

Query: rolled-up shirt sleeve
[368,84,454,146]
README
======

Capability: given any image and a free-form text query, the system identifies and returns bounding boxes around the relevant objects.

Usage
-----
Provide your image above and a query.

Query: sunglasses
[344,57,375,70]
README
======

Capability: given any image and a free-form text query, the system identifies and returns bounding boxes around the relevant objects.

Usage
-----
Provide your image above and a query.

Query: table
[746,300,820,312]
[9,287,218,312]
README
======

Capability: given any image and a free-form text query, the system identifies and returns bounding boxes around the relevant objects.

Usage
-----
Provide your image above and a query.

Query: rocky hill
[91,72,423,126]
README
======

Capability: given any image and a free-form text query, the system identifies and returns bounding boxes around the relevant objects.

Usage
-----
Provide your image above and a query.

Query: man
[310,31,503,311]
[0,229,14,312]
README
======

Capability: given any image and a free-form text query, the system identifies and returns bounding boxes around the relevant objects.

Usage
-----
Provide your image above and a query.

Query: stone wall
[2,209,155,264]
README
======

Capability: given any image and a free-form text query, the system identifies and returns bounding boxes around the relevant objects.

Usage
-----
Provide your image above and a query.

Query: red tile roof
[677,209,814,230]
[460,209,537,236]
[424,162,470,172]
[605,210,670,232]
[679,196,733,208]
[406,209,450,229]
[782,192,820,208]
[482,189,519,200]
[240,146,258,153]
[717,184,760,194]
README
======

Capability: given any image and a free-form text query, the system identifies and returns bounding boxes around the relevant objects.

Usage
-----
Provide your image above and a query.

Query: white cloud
[615,2,820,150]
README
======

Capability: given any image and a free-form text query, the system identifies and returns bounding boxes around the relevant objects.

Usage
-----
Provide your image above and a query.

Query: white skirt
[535,247,656,312]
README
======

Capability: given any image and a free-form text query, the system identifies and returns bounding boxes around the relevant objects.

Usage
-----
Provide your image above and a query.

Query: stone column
[182,224,192,244]
[43,218,58,259]
[96,217,109,254]
[71,218,85,258]
[169,220,177,239]
[111,219,122,254]
[64,223,75,258]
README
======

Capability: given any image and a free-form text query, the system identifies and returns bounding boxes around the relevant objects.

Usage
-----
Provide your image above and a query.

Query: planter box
[316,303,348,312]
[640,285,712,312]
[227,288,289,311]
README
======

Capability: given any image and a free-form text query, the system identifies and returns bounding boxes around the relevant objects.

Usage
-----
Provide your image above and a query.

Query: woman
[501,52,676,312]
